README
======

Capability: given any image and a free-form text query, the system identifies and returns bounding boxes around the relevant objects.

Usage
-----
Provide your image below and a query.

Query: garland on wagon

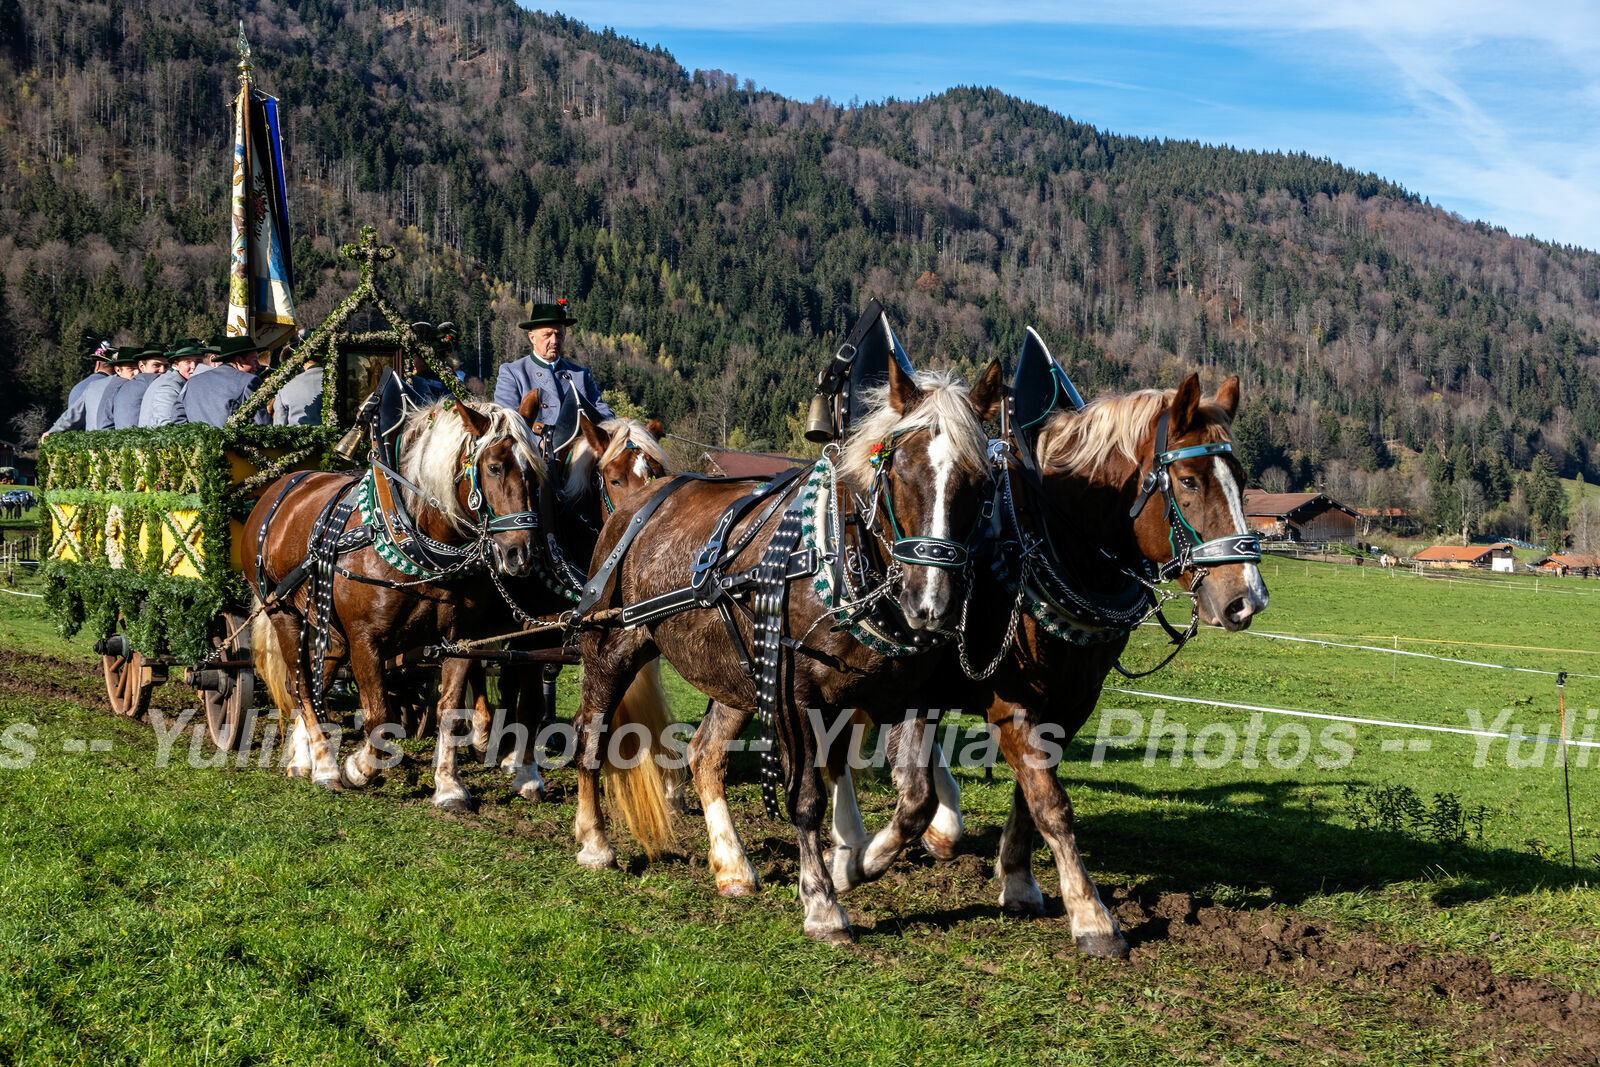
[38,424,339,661]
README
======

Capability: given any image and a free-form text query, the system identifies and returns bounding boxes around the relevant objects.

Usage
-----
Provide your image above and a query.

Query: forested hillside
[5,0,1600,544]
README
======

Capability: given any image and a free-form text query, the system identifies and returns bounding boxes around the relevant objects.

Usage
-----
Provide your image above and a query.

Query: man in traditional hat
[273,346,324,426]
[111,346,170,429]
[42,340,114,439]
[184,336,269,427]
[138,339,208,427]
[493,299,613,428]
[89,346,151,430]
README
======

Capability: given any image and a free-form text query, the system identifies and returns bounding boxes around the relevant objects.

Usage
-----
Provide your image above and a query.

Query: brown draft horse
[570,358,1004,941]
[694,373,1269,956]
[466,411,671,805]
[245,394,669,819]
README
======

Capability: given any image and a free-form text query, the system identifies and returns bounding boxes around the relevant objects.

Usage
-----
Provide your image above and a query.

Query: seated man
[111,346,170,429]
[90,346,150,430]
[42,340,114,439]
[184,336,269,427]
[273,346,324,426]
[138,339,208,427]
[493,299,612,428]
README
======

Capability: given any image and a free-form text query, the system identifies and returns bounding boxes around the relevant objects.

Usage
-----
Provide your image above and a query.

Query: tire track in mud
[1115,888,1600,1061]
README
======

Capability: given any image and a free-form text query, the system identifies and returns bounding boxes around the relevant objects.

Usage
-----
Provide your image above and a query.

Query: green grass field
[0,559,1597,1064]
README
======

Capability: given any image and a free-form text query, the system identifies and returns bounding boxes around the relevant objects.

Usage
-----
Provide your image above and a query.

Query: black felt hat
[517,299,577,330]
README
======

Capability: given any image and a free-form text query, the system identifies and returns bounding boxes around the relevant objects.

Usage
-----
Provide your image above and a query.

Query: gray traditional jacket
[184,366,268,428]
[492,355,613,427]
[46,371,111,434]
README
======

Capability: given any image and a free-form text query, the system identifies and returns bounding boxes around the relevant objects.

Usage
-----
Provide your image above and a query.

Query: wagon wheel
[197,610,255,752]
[99,623,160,722]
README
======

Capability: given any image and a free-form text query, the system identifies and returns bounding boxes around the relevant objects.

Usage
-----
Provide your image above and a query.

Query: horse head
[841,357,1004,632]
[564,411,671,527]
[403,398,545,577]
[1129,374,1269,630]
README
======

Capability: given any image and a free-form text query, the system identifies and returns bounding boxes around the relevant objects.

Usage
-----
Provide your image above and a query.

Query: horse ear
[517,388,542,424]
[578,411,609,458]
[967,357,1004,421]
[1213,376,1240,421]
[456,399,490,439]
[1169,374,1202,435]
[887,355,922,414]
[645,418,664,439]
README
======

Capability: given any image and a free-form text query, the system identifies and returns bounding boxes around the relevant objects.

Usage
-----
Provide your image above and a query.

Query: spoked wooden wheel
[191,611,255,751]
[99,627,159,721]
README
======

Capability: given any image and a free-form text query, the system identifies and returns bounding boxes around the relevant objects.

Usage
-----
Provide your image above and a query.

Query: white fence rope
[1106,687,1600,749]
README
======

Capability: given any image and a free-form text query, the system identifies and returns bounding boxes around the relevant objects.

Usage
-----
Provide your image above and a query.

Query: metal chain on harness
[956,546,1033,680]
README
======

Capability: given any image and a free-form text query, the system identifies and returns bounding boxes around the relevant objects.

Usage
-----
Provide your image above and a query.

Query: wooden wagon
[37,229,469,747]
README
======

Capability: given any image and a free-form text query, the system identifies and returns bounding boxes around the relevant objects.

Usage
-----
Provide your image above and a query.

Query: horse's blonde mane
[1034,389,1172,475]
[563,417,671,501]
[398,398,546,535]
[837,371,989,490]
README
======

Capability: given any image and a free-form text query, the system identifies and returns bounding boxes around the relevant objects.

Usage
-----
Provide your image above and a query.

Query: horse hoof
[341,761,371,789]
[806,924,857,945]
[921,832,958,861]
[312,776,343,793]
[285,766,309,780]
[576,847,618,870]
[434,794,475,814]
[716,880,759,897]
[1075,932,1131,959]
[516,783,546,803]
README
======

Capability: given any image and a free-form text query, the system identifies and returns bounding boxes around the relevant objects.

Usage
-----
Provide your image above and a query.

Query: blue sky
[536,2,1600,253]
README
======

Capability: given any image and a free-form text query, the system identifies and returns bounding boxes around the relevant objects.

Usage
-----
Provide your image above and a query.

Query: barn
[1242,491,1359,544]
[1412,544,1517,572]
[1530,553,1599,577]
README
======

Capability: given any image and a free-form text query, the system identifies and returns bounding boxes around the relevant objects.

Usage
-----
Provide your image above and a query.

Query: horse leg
[341,636,395,790]
[854,716,940,883]
[689,699,760,895]
[571,633,648,869]
[785,706,852,943]
[271,614,341,789]
[995,781,1046,916]
[468,660,491,757]
[504,664,546,802]
[996,706,1127,958]
[827,765,870,892]
[920,742,964,859]
[430,656,476,812]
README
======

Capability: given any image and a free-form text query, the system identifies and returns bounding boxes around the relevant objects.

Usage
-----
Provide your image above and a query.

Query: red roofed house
[1412,544,1516,572]
[1242,491,1359,544]
[702,448,807,479]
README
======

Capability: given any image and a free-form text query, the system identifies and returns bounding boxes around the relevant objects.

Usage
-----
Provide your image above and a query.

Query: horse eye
[1179,476,1200,492]
[487,463,503,477]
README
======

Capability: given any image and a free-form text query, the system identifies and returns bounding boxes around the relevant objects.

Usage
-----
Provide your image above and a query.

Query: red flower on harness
[868,441,887,468]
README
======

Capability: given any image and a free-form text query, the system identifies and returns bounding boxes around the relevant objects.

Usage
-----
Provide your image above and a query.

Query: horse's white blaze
[632,452,652,480]
[916,429,959,619]
[1213,457,1269,610]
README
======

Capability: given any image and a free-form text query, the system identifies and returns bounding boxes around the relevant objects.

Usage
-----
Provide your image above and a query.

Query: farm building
[1242,491,1359,544]
[1412,544,1517,572]
[702,448,807,479]
[1530,553,1600,577]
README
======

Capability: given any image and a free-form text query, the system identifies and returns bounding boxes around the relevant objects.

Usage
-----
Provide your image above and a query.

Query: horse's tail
[602,659,682,860]
[251,597,294,718]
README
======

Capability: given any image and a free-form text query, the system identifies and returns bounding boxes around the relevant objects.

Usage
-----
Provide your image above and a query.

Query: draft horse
[571,357,1004,941]
[244,393,668,816]
[695,373,1270,956]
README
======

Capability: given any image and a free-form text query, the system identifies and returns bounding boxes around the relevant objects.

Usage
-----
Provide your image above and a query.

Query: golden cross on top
[340,226,396,283]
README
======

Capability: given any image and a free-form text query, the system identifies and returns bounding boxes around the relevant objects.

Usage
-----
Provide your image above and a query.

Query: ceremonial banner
[226,77,296,348]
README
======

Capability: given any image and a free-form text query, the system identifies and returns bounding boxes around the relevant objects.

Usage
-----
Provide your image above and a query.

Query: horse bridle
[863,425,990,572]
[1126,410,1262,584]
